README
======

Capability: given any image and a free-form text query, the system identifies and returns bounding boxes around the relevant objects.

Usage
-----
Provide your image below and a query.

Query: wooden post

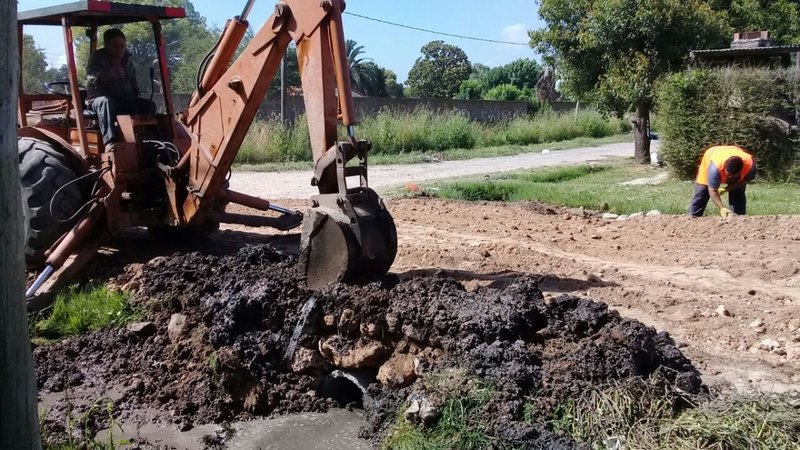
[0,2,43,449]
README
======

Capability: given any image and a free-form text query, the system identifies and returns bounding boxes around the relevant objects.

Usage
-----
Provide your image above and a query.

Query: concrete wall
[159,94,537,124]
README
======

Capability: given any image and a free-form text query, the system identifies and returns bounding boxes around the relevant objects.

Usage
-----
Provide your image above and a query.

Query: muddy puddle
[35,245,703,448]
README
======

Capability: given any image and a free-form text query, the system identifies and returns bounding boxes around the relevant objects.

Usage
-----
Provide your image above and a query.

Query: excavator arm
[175,0,396,286]
[24,0,394,304]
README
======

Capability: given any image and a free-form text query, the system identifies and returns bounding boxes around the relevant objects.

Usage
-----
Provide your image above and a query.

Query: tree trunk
[632,102,651,165]
[0,3,43,449]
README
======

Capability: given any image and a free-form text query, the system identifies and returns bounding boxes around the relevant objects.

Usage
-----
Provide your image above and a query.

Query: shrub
[577,110,618,138]
[656,67,800,181]
[483,83,526,101]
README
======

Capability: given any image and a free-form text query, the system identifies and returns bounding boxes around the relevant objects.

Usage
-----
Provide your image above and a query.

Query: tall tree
[1,1,43,449]
[709,0,800,44]
[345,39,383,96]
[531,0,729,164]
[269,44,300,97]
[457,58,543,100]
[406,40,471,99]
[21,34,48,93]
[383,69,404,98]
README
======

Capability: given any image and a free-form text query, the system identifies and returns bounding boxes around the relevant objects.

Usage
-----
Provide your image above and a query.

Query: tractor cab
[17,1,186,162]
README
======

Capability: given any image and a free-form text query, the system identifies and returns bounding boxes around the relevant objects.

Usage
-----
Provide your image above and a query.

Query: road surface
[230,141,650,199]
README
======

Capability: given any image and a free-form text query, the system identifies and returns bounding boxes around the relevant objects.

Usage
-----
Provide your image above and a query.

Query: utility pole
[280,53,287,124]
[0,2,43,449]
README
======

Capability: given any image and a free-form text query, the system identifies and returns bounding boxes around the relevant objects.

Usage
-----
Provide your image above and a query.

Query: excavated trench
[34,245,704,448]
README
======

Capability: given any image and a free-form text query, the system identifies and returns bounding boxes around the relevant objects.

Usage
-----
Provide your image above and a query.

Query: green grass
[548,378,800,450]
[382,374,497,450]
[431,159,800,216]
[234,109,631,168]
[32,285,137,342]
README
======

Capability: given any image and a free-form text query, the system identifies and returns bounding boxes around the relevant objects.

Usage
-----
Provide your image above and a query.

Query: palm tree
[346,39,383,96]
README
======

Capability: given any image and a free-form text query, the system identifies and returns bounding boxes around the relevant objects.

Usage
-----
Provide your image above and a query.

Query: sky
[17,0,543,82]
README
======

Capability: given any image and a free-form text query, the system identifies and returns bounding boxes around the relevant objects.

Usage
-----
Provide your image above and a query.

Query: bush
[483,83,526,101]
[656,68,800,181]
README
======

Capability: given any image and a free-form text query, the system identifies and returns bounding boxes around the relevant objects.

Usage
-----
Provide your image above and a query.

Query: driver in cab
[86,28,155,146]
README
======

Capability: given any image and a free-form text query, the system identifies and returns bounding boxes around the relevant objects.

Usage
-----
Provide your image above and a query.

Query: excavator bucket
[300,188,397,289]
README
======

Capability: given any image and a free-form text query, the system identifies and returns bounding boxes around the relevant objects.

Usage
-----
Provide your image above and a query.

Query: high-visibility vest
[696,146,754,186]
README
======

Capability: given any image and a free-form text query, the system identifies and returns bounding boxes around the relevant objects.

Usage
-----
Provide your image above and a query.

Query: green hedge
[656,68,800,182]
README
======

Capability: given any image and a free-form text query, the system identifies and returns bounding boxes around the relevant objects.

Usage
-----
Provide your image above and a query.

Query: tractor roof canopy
[18,1,186,27]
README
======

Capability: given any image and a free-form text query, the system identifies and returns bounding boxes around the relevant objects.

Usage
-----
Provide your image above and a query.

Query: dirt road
[229,141,647,198]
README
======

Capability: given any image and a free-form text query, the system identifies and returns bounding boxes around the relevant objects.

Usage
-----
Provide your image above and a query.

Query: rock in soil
[34,245,704,449]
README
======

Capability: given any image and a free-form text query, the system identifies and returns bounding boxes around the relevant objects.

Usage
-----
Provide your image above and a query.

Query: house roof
[691,45,800,59]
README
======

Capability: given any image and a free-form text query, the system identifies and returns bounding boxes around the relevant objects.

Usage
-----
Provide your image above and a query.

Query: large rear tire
[18,138,89,269]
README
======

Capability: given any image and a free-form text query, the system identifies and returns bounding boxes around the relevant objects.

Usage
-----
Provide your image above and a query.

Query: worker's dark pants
[688,183,747,217]
[89,96,156,145]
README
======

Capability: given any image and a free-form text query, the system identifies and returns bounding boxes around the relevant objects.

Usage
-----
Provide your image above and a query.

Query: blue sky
[18,0,543,82]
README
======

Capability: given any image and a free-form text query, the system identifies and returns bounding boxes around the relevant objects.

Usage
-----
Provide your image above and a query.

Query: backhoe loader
[17,0,397,309]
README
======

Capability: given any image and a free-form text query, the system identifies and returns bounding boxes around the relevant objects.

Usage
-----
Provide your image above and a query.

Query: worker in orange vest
[689,145,757,217]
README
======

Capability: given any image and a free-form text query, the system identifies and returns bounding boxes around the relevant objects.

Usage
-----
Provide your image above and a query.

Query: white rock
[785,343,800,361]
[418,399,441,425]
[715,305,732,317]
[541,149,551,154]
[602,213,619,220]
[616,215,629,221]
[749,318,764,329]
[758,338,781,351]
[404,400,421,421]
[629,212,644,220]
[167,314,188,343]
[646,210,661,217]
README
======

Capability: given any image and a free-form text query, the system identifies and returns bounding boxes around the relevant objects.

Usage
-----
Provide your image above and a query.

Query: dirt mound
[34,245,702,448]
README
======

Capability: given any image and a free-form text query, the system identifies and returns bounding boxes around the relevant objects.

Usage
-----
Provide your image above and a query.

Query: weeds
[548,377,800,450]
[41,391,131,450]
[32,285,137,341]
[235,109,629,165]
[382,372,497,450]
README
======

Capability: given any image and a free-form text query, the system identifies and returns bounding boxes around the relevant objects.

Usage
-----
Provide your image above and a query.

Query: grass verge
[549,378,800,450]
[31,285,137,342]
[430,159,800,216]
[382,373,496,450]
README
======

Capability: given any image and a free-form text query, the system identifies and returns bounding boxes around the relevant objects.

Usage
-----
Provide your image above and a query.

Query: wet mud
[34,245,702,448]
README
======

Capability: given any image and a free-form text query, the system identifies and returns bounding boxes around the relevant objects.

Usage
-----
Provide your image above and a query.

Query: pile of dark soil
[34,245,702,448]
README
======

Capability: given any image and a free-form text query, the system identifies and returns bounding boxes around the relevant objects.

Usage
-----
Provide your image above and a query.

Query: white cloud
[501,24,529,44]
[498,24,529,52]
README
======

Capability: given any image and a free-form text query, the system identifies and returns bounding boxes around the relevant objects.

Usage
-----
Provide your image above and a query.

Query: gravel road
[230,141,652,199]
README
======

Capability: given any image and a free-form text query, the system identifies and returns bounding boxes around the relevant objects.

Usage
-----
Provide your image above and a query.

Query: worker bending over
[689,145,757,217]
[86,29,155,145]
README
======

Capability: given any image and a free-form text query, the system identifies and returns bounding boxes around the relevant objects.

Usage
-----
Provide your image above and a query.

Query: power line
[343,11,530,47]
